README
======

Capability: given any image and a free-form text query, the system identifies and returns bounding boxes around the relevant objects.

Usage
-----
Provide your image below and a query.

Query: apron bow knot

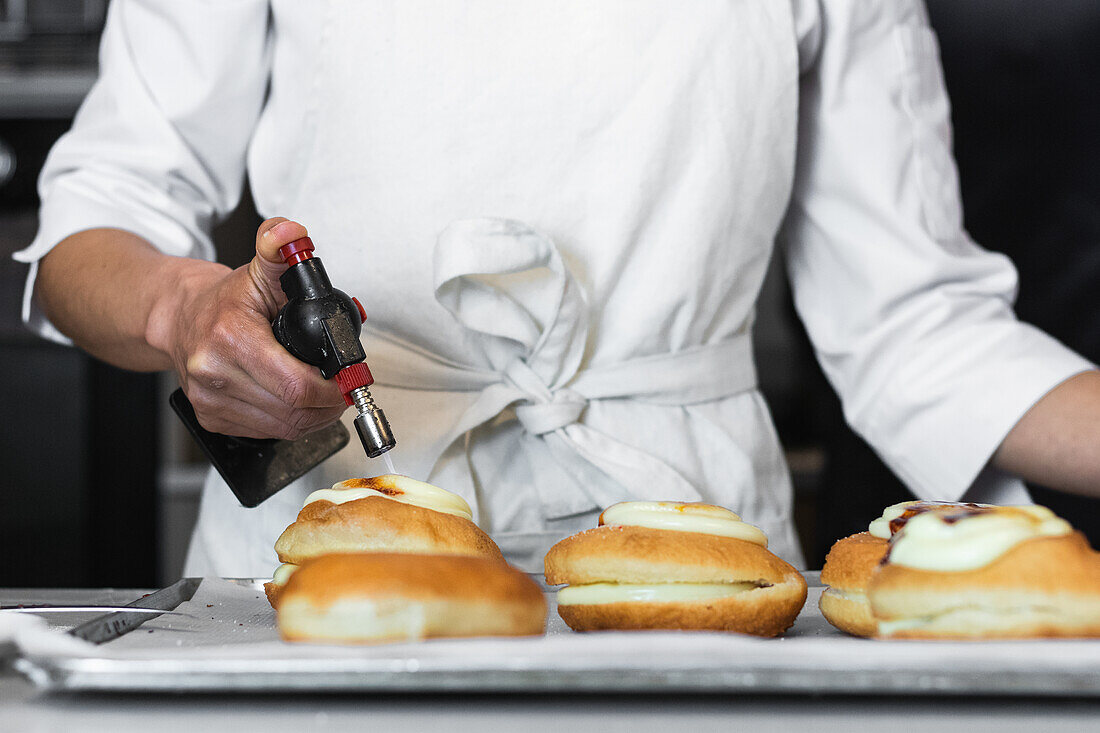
[502,357,587,436]
[367,218,758,520]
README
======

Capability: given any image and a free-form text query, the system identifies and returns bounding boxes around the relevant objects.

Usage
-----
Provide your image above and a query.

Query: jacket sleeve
[13,0,272,344]
[781,0,1094,502]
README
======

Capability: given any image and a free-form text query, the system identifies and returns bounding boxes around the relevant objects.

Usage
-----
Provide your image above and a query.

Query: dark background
[0,0,1097,586]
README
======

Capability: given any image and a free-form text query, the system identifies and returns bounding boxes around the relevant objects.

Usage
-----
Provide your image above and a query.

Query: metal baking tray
[14,575,1100,696]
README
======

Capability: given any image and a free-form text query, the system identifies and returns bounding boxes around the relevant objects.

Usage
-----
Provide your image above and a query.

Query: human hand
[147,218,346,439]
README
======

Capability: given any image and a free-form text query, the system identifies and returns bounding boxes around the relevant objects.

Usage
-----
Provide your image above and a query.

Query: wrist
[144,255,231,365]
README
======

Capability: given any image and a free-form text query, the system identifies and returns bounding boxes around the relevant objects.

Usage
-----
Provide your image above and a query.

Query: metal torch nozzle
[348,385,396,458]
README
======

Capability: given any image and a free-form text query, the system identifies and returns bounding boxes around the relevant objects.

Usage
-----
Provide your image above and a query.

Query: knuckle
[186,351,227,390]
[185,350,211,377]
[278,374,309,408]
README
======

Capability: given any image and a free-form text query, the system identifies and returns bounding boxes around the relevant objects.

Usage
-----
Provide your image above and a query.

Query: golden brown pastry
[818,532,887,637]
[544,502,807,637]
[265,475,502,605]
[819,501,1100,639]
[277,553,547,643]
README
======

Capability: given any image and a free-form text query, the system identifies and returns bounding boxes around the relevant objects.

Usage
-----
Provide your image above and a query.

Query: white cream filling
[557,582,759,605]
[303,475,473,520]
[271,563,298,586]
[877,604,1068,636]
[867,502,1071,572]
[288,597,429,642]
[599,501,768,546]
[877,616,932,635]
[822,587,867,604]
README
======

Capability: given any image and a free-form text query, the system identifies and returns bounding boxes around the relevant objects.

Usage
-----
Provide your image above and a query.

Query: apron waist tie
[370,331,757,517]
[365,217,758,518]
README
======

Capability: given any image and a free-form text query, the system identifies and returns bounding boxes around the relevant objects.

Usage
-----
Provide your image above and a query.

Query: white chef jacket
[15,0,1094,575]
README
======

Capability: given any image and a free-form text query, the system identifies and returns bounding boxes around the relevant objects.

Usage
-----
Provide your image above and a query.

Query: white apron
[186,0,803,575]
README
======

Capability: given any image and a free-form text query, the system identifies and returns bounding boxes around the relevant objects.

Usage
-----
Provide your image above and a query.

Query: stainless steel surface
[0,588,154,606]
[19,646,1100,697]
[9,574,1100,697]
[68,577,201,644]
[3,675,1097,733]
[1,606,191,615]
[351,387,396,458]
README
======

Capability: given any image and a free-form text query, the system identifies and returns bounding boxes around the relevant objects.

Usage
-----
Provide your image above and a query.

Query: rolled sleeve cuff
[12,181,215,345]
[868,323,1096,503]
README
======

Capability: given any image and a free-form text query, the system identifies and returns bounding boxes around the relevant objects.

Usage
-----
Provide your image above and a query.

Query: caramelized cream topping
[303,475,473,520]
[867,501,1071,571]
[598,501,768,547]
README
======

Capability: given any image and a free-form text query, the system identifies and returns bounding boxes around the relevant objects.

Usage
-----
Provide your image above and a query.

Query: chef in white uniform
[16,0,1100,576]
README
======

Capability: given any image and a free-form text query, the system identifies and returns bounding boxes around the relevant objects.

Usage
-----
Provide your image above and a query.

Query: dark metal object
[1,605,189,615]
[67,577,201,645]
[270,241,396,461]
[170,239,394,506]
[168,389,349,508]
[271,257,365,380]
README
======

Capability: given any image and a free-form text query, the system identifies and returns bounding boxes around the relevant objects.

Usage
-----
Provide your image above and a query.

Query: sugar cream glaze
[867,501,1071,572]
[598,501,768,547]
[302,475,473,520]
[557,581,759,605]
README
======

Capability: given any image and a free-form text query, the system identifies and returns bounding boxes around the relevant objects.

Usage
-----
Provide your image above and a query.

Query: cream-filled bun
[277,553,547,643]
[267,476,503,606]
[870,502,1100,639]
[264,562,300,607]
[818,533,888,637]
[544,501,807,637]
[820,501,1100,639]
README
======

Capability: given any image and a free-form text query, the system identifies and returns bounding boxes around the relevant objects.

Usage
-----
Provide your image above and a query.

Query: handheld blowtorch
[169,236,396,507]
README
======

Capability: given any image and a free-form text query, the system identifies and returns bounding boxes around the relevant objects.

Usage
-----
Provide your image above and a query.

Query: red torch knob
[278,237,315,267]
[335,362,375,406]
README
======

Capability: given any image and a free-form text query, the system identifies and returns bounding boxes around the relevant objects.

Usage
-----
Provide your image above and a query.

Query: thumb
[248,218,310,317]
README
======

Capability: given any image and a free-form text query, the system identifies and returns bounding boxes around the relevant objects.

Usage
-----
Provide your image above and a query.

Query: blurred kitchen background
[1,0,1097,587]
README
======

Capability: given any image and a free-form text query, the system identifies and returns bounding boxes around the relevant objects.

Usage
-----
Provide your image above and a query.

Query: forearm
[36,228,229,372]
[993,369,1100,499]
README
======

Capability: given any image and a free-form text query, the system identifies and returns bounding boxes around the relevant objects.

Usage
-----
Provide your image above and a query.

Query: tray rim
[16,653,1100,696]
[11,573,1100,697]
